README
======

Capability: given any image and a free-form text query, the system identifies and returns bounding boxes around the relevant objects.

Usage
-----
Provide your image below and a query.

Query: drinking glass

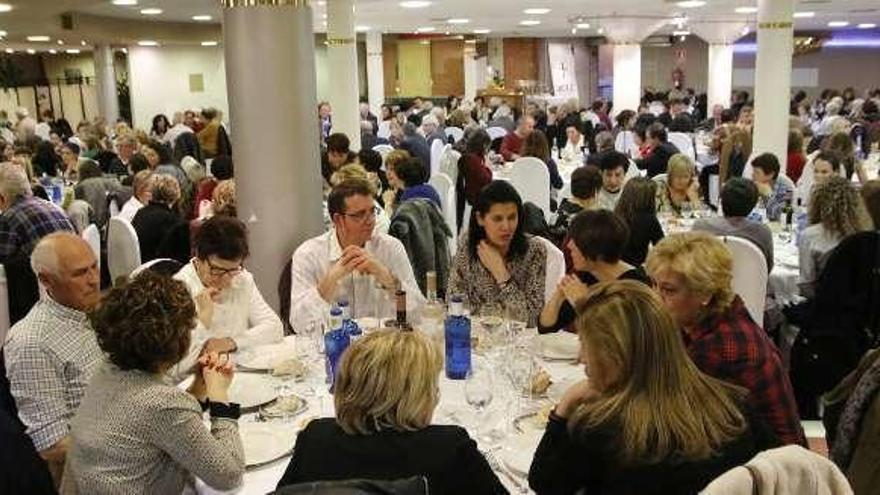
[464,366,495,443]
[479,303,505,351]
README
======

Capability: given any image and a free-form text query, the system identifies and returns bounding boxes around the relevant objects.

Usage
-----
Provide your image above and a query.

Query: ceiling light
[26,49,35,54]
[519,19,541,26]
[192,15,212,21]
[523,8,551,15]
[742,26,750,35]
[399,1,431,8]
[0,4,12,12]
[111,0,138,5]
[598,27,605,34]
[356,25,370,31]
[27,35,50,42]
[448,18,470,24]
[4,48,12,54]
[80,40,87,46]
[140,8,162,15]
[0,31,8,37]
[57,39,64,45]
[465,39,476,44]
[122,48,128,53]
[793,11,815,18]
[673,30,691,36]
[676,1,706,8]
[473,28,491,34]
[201,41,218,46]
[416,26,436,32]
[49,49,57,54]
[137,40,158,46]
[317,0,325,4]
[576,22,590,29]
[735,6,758,14]
[828,21,850,27]
[858,23,877,29]
[65,49,80,54]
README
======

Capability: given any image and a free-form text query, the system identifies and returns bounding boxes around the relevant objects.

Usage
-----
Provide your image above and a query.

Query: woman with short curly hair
[65,271,245,494]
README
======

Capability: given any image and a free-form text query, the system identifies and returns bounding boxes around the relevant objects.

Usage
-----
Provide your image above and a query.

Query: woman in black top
[539,210,650,334]
[277,330,506,495]
[615,177,664,265]
[529,281,777,495]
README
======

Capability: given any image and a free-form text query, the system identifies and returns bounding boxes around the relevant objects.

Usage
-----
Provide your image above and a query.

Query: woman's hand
[201,337,237,355]
[477,240,510,285]
[200,352,234,404]
[559,275,589,307]
[555,378,599,419]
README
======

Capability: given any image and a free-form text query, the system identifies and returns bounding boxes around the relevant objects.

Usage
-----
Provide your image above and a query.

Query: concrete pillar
[707,44,734,111]
[365,31,384,115]
[463,43,477,101]
[326,0,361,150]
[222,0,324,310]
[93,44,120,124]
[611,44,642,115]
[753,0,795,167]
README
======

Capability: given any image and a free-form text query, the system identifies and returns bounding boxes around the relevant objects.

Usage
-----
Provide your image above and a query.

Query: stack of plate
[228,373,278,409]
[239,422,299,467]
[537,332,579,361]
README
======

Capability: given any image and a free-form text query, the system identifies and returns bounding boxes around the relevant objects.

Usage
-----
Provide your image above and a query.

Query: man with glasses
[170,215,283,381]
[290,178,424,333]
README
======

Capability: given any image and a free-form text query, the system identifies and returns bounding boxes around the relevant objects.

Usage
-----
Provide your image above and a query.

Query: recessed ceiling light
[26,49,35,54]
[57,39,64,45]
[201,41,218,46]
[676,1,706,8]
[81,40,87,46]
[4,48,12,54]
[27,35,50,42]
[473,28,491,34]
[416,26,436,32]
[317,0,325,4]
[49,49,57,54]
[111,0,138,5]
[828,21,850,27]
[793,11,815,18]
[735,6,758,14]
[399,1,431,8]
[138,40,158,46]
[519,19,541,26]
[523,8,551,15]
[448,18,470,24]
[192,15,212,21]
[0,4,13,12]
[140,8,162,15]
[576,22,590,29]
[673,30,691,36]
[356,25,370,31]
[65,49,80,54]
[858,23,877,29]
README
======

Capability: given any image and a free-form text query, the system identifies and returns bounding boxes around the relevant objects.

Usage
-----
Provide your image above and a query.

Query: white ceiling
[1,0,879,47]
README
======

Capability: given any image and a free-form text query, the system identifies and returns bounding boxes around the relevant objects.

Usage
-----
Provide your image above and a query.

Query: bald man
[4,232,102,483]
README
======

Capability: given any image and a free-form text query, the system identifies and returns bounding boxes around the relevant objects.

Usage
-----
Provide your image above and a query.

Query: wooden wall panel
[397,40,433,97]
[503,38,539,88]
[430,39,464,97]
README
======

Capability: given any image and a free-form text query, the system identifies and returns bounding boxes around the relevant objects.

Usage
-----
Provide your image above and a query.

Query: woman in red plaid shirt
[646,233,807,446]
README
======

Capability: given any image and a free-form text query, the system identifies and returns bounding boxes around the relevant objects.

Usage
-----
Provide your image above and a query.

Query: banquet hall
[1,0,879,493]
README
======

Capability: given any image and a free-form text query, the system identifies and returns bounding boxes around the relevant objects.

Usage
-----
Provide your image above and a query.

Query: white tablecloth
[197,333,584,495]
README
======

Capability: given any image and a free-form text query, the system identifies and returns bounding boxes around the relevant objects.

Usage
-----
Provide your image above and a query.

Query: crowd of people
[0,83,878,494]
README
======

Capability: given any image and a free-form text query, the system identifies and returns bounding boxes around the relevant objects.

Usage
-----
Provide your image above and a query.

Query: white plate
[239,422,298,467]
[236,341,297,371]
[538,332,579,361]
[229,373,277,409]
[500,433,541,476]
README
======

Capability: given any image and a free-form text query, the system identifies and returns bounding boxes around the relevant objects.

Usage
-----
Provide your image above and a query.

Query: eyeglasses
[342,206,379,224]
[203,258,243,278]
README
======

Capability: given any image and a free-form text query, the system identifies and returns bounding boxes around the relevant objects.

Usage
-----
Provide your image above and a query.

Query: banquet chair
[81,224,101,277]
[377,120,392,140]
[428,173,458,255]
[614,130,640,158]
[0,264,9,348]
[438,147,460,185]
[485,126,508,141]
[507,157,551,222]
[107,217,142,285]
[535,236,565,303]
[430,141,446,178]
[372,144,394,160]
[445,127,464,143]
[723,235,768,328]
[130,258,183,278]
[668,132,696,161]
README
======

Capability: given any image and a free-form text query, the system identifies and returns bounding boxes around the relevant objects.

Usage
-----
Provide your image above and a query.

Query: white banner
[548,43,578,99]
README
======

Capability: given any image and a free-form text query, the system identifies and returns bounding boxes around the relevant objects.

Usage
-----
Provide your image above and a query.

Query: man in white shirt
[163,111,194,151]
[597,151,629,210]
[117,170,153,223]
[290,178,424,332]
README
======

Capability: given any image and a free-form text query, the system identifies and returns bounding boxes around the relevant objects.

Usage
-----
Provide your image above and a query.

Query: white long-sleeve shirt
[170,262,283,380]
[289,229,425,333]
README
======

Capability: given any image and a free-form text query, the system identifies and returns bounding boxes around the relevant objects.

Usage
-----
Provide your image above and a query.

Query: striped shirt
[0,195,74,262]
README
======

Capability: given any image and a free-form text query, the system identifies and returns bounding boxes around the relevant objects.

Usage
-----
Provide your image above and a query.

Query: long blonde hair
[570,280,748,463]
[718,126,752,182]
[334,329,443,435]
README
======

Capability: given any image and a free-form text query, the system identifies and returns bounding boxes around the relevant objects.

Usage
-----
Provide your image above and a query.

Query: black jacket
[388,199,451,299]
[635,142,680,178]
[277,418,507,495]
[131,202,190,264]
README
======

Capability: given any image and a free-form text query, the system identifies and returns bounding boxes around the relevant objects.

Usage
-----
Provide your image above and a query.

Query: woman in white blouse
[172,215,283,379]
[559,123,586,167]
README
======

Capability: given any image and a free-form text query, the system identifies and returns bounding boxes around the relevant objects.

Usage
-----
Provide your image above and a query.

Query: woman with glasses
[170,215,283,381]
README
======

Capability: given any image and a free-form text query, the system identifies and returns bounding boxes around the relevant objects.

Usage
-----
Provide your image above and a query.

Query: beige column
[753,0,795,167]
[222,0,324,310]
[601,18,668,117]
[326,0,361,150]
[691,22,750,113]
[93,44,120,123]
[365,31,384,115]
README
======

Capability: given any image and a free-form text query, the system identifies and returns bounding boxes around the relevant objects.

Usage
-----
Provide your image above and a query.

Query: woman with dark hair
[539,210,650,334]
[64,271,245,493]
[32,140,61,178]
[379,104,393,122]
[615,177,664,265]
[613,110,637,138]
[150,114,171,141]
[786,128,807,184]
[447,180,547,325]
[520,129,564,191]
[388,157,441,209]
[456,129,493,226]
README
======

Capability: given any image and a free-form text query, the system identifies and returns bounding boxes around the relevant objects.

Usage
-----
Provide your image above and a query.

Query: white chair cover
[534,236,565,303]
[445,127,464,143]
[614,130,640,158]
[439,147,461,185]
[0,264,9,347]
[486,126,508,141]
[723,235,768,327]
[109,196,121,217]
[81,224,101,276]
[377,120,392,140]
[428,173,458,255]
[107,217,141,284]
[507,157,551,221]
[131,258,178,278]
[668,132,696,161]
[708,173,721,208]
[430,141,447,178]
[372,144,394,158]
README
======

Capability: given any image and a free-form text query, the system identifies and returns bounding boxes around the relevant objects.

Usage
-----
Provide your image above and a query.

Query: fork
[483,448,530,494]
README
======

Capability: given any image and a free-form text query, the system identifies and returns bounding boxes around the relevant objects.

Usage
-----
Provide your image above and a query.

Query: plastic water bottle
[444,295,471,380]
[337,299,362,341]
[324,307,350,391]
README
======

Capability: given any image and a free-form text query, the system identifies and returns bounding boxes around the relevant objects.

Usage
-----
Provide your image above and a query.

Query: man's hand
[195,287,220,328]
[347,246,396,288]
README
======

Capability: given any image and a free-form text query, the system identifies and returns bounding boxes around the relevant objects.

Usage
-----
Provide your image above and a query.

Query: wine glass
[297,321,323,397]
[479,303,505,351]
[464,366,495,443]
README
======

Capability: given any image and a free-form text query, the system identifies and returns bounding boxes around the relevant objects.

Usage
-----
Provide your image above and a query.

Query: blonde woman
[646,233,806,446]
[655,153,701,216]
[529,281,776,494]
[277,330,505,494]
